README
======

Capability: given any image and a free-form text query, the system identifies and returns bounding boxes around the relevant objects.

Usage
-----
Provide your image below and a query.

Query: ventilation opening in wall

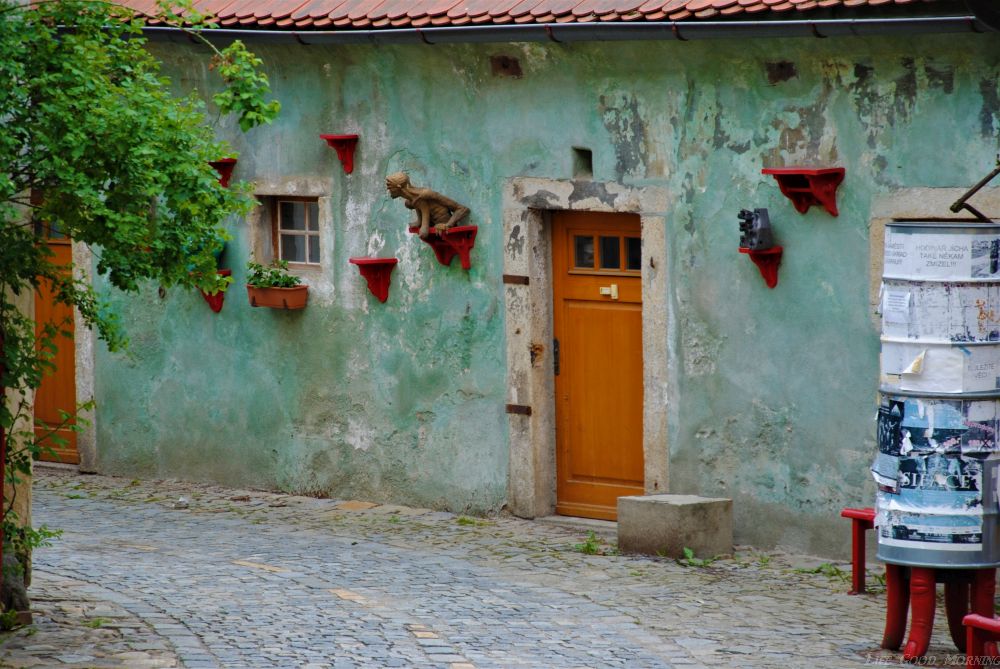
[490,55,523,78]
[572,147,593,179]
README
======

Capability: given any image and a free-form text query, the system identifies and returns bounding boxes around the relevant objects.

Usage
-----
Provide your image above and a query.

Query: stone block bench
[617,494,732,558]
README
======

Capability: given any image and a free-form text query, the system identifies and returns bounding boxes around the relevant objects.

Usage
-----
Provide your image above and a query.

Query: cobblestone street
[0,467,965,668]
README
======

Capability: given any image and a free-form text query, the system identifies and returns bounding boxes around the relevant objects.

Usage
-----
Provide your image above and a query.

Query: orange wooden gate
[552,211,643,520]
[33,225,78,464]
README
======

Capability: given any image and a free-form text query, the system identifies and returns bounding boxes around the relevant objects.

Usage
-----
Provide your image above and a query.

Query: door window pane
[600,236,620,269]
[626,237,641,271]
[574,236,594,269]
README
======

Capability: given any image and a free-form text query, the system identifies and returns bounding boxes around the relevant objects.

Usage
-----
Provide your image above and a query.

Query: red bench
[840,507,875,595]
[963,613,1000,666]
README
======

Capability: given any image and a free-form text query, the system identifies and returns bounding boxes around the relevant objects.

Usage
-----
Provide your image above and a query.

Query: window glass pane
[626,237,641,271]
[280,202,305,230]
[280,234,304,262]
[574,236,594,269]
[34,219,65,239]
[600,236,620,269]
[308,202,319,231]
[308,235,320,264]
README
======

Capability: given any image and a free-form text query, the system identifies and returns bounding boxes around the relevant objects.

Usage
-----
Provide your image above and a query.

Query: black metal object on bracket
[950,162,1000,222]
[738,208,774,251]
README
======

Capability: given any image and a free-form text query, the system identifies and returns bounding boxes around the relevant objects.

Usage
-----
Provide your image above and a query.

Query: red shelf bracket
[320,134,359,174]
[408,225,478,270]
[739,246,782,289]
[349,257,398,303]
[209,158,237,188]
[762,167,845,216]
[200,269,232,313]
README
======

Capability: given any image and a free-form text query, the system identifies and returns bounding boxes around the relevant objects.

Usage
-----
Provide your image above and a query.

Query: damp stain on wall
[599,92,649,179]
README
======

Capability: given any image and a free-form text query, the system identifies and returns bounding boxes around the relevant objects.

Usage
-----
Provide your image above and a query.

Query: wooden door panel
[560,300,643,484]
[553,211,643,521]
[34,240,78,464]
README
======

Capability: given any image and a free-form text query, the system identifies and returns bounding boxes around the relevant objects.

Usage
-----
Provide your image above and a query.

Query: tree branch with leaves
[0,0,280,609]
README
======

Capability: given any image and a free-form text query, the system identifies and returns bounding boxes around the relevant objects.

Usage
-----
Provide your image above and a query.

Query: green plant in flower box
[246,260,302,288]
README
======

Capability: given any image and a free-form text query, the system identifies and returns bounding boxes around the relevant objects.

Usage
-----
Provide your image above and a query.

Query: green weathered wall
[93,33,1000,553]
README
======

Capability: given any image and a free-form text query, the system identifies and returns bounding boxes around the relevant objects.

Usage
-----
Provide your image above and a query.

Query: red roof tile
[529,0,581,19]
[125,0,952,29]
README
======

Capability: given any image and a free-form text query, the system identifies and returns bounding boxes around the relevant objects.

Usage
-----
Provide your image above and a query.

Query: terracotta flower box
[246,284,309,310]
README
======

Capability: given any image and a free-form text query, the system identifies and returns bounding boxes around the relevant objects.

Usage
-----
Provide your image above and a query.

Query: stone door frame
[502,177,670,518]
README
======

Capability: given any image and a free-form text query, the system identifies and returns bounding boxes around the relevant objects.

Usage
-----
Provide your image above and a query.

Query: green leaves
[676,547,718,568]
[246,260,302,288]
[0,0,280,355]
[211,41,282,132]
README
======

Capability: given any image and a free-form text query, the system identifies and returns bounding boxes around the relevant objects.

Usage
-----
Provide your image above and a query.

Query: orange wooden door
[33,226,78,464]
[552,211,643,521]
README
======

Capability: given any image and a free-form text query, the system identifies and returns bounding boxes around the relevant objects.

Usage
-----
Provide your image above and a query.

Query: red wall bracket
[320,134,359,174]
[209,158,237,188]
[408,225,478,270]
[200,269,232,313]
[762,167,845,216]
[739,246,782,289]
[349,257,398,303]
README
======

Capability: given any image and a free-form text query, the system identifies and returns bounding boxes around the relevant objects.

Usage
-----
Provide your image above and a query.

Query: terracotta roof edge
[139,13,985,42]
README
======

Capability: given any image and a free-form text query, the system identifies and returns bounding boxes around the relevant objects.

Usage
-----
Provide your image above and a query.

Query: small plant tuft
[676,547,718,568]
[0,609,20,631]
[455,516,491,527]
[573,531,619,556]
[793,562,849,583]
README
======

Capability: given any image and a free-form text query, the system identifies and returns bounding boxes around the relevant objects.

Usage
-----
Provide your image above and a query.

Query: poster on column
[880,280,1000,343]
[880,342,1000,394]
[878,453,984,550]
[883,227,1000,282]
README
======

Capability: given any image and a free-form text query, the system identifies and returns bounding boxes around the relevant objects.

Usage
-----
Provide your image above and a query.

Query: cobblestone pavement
[0,467,971,668]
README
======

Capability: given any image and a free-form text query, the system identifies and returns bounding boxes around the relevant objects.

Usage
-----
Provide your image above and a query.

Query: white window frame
[274,197,321,266]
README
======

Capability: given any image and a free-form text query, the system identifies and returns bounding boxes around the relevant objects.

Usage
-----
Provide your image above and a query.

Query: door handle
[599,284,619,300]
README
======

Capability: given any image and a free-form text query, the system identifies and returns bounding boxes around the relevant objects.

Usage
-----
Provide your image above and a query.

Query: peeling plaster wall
[92,34,1000,554]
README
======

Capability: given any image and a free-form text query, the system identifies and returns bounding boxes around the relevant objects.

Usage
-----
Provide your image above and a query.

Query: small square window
[274,199,321,265]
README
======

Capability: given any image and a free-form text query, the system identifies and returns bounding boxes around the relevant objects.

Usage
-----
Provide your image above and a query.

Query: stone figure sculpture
[385,172,469,239]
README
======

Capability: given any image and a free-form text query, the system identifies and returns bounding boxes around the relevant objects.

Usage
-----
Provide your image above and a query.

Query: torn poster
[881,342,999,394]
[881,280,1000,343]
[876,454,984,550]
[875,395,1000,457]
